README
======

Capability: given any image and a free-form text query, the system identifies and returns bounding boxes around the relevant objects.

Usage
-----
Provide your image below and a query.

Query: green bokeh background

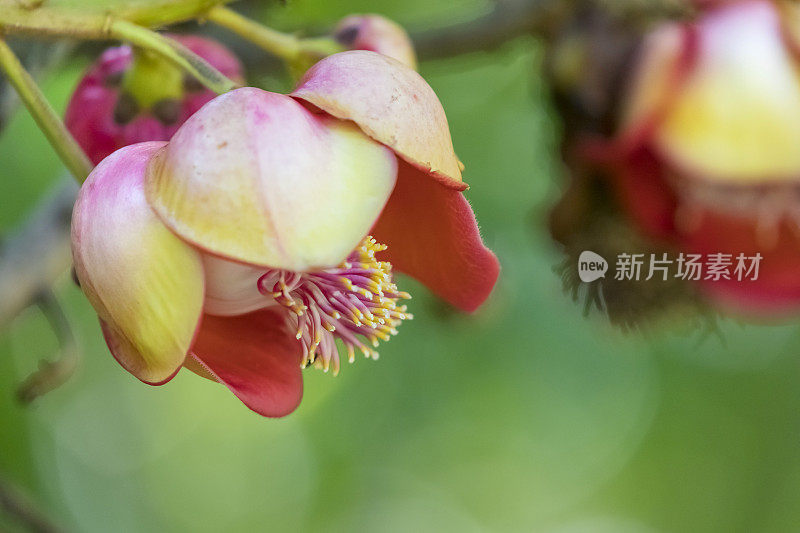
[3,1,800,532]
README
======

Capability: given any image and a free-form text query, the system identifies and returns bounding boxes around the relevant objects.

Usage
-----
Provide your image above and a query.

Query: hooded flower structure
[65,35,243,164]
[72,51,499,417]
[607,0,800,314]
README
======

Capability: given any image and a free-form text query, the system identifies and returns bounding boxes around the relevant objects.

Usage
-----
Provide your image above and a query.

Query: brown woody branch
[412,0,559,60]
[0,474,64,533]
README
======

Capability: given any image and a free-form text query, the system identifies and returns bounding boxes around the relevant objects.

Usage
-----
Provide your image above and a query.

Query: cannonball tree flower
[606,0,800,314]
[333,14,417,69]
[65,35,243,164]
[72,51,499,417]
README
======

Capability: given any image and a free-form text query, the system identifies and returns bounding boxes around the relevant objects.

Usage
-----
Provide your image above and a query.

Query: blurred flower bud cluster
[546,0,800,326]
[610,0,800,316]
[545,0,706,329]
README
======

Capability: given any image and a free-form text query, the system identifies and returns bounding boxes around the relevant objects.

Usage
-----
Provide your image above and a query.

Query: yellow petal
[146,88,397,271]
[72,142,204,384]
[654,1,800,183]
[292,50,465,189]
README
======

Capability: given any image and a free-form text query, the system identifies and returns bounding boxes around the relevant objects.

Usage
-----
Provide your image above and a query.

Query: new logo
[578,251,608,282]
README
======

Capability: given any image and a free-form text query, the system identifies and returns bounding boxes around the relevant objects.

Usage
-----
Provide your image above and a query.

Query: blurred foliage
[2,1,800,532]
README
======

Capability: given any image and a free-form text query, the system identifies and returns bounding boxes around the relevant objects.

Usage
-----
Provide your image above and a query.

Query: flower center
[257,236,412,375]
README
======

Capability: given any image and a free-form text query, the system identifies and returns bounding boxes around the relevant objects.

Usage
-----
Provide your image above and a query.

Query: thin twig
[108,19,239,95]
[412,0,558,60]
[0,475,64,533]
[205,5,343,66]
[206,5,303,60]
[0,35,93,182]
[0,40,73,132]
[16,289,79,404]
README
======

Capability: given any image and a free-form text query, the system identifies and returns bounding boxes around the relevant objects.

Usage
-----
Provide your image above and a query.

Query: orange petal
[371,161,499,312]
[146,88,397,271]
[190,309,304,417]
[292,50,466,190]
[71,142,204,384]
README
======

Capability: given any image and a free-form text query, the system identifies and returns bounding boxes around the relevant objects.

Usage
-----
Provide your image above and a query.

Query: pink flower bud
[65,35,243,165]
[333,14,417,69]
[610,0,800,315]
[72,51,498,417]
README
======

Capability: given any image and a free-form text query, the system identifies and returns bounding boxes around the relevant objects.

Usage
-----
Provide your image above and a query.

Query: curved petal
[146,88,397,272]
[189,309,304,418]
[371,161,499,312]
[680,208,800,316]
[291,50,466,190]
[334,15,417,69]
[654,0,800,183]
[610,147,680,242]
[200,254,273,316]
[65,45,133,165]
[71,142,205,384]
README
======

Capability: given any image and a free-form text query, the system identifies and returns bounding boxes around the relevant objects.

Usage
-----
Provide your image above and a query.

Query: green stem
[0,36,93,183]
[206,6,343,65]
[207,5,300,60]
[0,0,236,38]
[108,19,238,95]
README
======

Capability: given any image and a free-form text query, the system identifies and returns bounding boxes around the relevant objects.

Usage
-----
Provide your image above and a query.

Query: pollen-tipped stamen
[257,236,412,375]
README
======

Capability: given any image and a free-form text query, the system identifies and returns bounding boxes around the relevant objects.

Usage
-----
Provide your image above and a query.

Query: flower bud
[65,35,243,164]
[333,14,417,69]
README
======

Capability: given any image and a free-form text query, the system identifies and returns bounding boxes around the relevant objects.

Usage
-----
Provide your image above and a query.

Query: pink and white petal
[654,0,800,183]
[291,50,465,190]
[72,142,204,384]
[371,161,499,313]
[201,254,275,317]
[190,310,304,418]
[146,88,397,272]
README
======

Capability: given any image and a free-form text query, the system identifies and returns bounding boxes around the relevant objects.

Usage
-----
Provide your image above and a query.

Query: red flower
[72,51,499,417]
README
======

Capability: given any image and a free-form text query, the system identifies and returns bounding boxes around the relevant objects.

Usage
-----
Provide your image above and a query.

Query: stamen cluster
[258,237,412,375]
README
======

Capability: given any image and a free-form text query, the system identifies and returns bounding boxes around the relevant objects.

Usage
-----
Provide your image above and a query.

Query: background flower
[64,35,243,165]
[611,0,800,314]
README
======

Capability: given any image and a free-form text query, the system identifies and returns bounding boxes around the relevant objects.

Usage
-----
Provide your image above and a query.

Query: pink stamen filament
[257,236,412,375]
